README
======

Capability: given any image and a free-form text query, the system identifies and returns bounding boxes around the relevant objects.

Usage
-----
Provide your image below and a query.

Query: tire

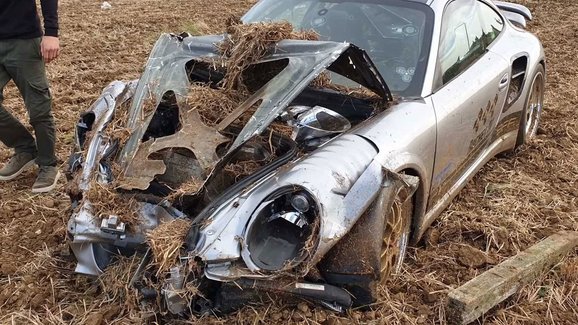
[319,191,414,307]
[380,197,412,280]
[515,65,545,148]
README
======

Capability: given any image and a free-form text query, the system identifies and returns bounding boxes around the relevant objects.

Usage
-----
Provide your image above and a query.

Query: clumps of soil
[146,218,191,276]
[455,244,496,268]
[219,18,318,92]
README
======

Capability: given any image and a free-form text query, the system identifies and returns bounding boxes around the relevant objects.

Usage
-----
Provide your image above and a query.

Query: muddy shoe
[32,166,61,193]
[0,152,36,181]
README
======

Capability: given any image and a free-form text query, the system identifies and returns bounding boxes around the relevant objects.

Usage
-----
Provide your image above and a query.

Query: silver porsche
[66,0,545,314]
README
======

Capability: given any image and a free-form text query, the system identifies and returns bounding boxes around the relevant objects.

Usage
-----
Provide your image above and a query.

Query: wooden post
[447,231,578,325]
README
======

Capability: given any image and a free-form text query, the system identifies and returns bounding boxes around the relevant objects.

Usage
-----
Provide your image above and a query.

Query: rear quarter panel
[488,2,546,142]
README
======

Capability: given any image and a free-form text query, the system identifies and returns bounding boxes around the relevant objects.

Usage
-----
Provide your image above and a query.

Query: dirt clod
[84,312,104,325]
[456,245,488,268]
[297,302,309,314]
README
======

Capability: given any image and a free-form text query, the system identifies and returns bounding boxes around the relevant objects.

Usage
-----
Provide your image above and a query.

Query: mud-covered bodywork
[67,32,416,313]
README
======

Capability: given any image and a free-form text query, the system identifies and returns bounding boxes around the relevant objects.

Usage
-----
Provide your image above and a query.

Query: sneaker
[0,152,36,181]
[32,165,61,193]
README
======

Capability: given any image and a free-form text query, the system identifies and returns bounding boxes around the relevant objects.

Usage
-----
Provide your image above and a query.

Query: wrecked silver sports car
[66,0,545,315]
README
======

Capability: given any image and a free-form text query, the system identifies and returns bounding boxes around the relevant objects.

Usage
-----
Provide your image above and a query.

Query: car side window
[438,0,503,85]
[478,1,504,47]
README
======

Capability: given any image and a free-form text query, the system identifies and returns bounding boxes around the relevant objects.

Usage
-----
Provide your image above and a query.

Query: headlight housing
[242,186,319,271]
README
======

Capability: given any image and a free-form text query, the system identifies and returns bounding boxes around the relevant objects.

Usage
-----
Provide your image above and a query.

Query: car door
[428,0,509,206]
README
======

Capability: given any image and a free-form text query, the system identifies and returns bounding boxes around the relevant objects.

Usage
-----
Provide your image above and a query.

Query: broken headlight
[242,187,319,272]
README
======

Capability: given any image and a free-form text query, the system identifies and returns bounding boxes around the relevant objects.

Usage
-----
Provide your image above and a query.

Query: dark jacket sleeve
[40,0,59,37]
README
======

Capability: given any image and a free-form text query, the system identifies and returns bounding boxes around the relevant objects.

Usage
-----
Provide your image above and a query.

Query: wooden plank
[447,230,578,325]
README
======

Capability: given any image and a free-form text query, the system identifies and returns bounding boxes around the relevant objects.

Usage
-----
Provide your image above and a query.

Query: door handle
[498,73,509,91]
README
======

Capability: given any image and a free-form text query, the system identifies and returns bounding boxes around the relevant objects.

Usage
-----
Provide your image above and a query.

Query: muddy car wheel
[318,189,414,307]
[380,197,412,280]
[516,65,545,147]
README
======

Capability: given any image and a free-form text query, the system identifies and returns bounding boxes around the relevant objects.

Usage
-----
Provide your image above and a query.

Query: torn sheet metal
[116,34,226,190]
[219,41,391,153]
[198,134,418,281]
[120,96,229,190]
[195,134,379,277]
[77,80,136,191]
[113,34,390,190]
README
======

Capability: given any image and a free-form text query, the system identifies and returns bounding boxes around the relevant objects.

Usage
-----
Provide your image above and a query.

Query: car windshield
[243,0,434,97]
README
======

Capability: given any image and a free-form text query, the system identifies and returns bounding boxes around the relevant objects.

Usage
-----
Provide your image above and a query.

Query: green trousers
[0,38,56,167]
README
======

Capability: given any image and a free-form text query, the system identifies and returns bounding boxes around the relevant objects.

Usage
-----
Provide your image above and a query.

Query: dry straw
[146,218,191,277]
[219,18,318,93]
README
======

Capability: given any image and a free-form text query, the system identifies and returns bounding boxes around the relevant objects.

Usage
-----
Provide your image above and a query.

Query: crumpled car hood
[112,33,392,191]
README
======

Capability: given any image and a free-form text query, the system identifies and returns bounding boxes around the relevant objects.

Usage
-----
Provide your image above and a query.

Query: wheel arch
[536,58,546,83]
[515,61,545,147]
[398,167,428,245]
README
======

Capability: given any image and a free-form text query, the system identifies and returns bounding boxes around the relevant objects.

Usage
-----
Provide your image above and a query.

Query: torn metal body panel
[118,34,226,190]
[218,41,391,152]
[121,103,229,190]
[113,34,390,192]
[197,134,380,279]
[74,80,136,191]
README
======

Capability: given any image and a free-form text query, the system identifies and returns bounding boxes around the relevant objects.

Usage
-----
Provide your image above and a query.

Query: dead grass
[165,176,204,202]
[106,96,134,148]
[223,160,263,181]
[219,19,318,93]
[146,218,191,277]
[97,255,141,310]
[83,180,140,226]
[185,83,240,127]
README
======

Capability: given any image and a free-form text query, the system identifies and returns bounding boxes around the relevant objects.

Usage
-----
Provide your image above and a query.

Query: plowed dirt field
[0,0,576,324]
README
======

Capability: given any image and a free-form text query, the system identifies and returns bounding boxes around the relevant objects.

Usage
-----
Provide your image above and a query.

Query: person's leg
[0,40,38,180]
[3,38,59,191]
[0,41,38,157]
[5,38,57,167]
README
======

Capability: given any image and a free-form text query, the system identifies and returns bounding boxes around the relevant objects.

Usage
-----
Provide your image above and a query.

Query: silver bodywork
[67,0,545,312]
